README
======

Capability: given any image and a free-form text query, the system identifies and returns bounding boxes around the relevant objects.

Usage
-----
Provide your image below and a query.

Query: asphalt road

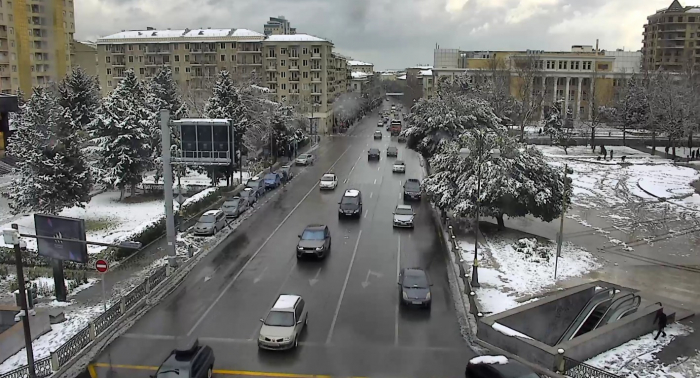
[92,100,474,378]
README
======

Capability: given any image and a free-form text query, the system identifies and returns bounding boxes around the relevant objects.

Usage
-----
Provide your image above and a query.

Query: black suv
[338,189,363,217]
[152,340,215,378]
[297,224,331,259]
[368,148,380,161]
[403,178,422,200]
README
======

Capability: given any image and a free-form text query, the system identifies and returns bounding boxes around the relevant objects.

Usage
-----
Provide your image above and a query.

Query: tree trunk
[672,140,677,160]
[130,182,137,197]
[496,214,505,230]
[520,122,525,143]
[119,186,125,201]
[590,127,596,151]
[688,131,693,150]
[622,123,626,147]
[651,127,656,155]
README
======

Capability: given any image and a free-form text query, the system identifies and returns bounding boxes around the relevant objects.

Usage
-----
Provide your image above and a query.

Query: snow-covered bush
[513,238,551,263]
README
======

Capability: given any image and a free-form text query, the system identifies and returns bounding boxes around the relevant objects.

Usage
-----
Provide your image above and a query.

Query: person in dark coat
[653,308,668,340]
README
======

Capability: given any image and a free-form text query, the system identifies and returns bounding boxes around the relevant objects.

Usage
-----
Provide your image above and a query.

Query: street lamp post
[460,140,500,289]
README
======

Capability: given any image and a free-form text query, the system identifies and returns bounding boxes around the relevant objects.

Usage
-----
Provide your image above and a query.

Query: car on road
[398,268,432,308]
[392,160,406,173]
[222,196,248,218]
[246,176,265,198]
[264,172,282,190]
[338,189,363,217]
[374,130,383,140]
[279,164,293,182]
[368,148,380,160]
[194,210,227,236]
[393,204,415,228]
[258,294,308,350]
[240,187,257,206]
[403,178,422,200]
[387,146,398,157]
[319,173,338,190]
[465,355,539,378]
[153,339,214,378]
[295,153,315,166]
[377,120,384,127]
[296,224,331,259]
[391,105,396,111]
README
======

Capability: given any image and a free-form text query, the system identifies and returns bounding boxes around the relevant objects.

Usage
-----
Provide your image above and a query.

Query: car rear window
[369,149,379,154]
[264,311,295,327]
[403,272,428,288]
[264,174,277,180]
[321,175,335,181]
[341,196,360,205]
[223,199,239,207]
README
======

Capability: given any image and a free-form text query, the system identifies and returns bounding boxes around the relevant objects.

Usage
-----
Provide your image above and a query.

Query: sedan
[399,268,432,308]
[279,165,293,182]
[245,176,265,198]
[393,204,415,228]
[264,172,282,190]
[377,120,384,127]
[374,131,383,140]
[319,173,338,190]
[392,160,406,173]
[368,148,380,161]
[240,187,257,206]
[295,154,315,166]
[387,146,398,157]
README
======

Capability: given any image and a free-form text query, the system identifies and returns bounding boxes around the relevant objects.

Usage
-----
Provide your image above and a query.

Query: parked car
[398,268,432,308]
[403,178,422,201]
[387,146,398,157]
[240,187,258,206]
[296,224,331,259]
[258,294,308,350]
[319,173,338,190]
[465,356,539,378]
[264,172,282,190]
[279,165,293,182]
[295,154,315,166]
[393,204,415,228]
[246,176,265,198]
[152,340,214,378]
[392,160,406,173]
[222,196,248,218]
[194,210,227,236]
[374,130,383,140]
[368,148,380,161]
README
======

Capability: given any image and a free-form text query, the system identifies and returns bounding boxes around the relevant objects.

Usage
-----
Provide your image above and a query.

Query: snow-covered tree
[58,67,100,131]
[648,72,691,158]
[542,101,574,154]
[205,70,249,157]
[4,87,92,214]
[613,75,649,146]
[511,55,545,142]
[423,128,570,230]
[90,69,152,200]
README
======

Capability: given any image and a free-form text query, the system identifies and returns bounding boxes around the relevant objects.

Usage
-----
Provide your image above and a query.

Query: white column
[552,77,558,103]
[576,78,582,120]
[588,77,594,121]
[540,76,547,120]
[564,77,570,115]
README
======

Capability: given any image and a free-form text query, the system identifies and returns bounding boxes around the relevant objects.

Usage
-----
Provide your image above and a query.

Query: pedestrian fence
[0,265,169,378]
[559,356,622,378]
[443,211,484,320]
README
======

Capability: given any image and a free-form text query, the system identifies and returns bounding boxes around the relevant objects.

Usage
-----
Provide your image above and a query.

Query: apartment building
[0,0,76,94]
[348,60,373,74]
[70,40,97,76]
[431,46,641,121]
[264,16,296,36]
[642,0,700,71]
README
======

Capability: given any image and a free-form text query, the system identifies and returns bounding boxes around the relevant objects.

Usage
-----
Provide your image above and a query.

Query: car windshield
[199,215,216,223]
[264,174,277,180]
[321,175,335,181]
[395,207,413,215]
[403,273,428,288]
[264,311,295,327]
[157,369,189,378]
[223,199,239,207]
[299,154,310,159]
[405,182,420,191]
[247,179,260,186]
[395,161,404,165]
[388,147,397,152]
[301,229,325,240]
[341,196,359,205]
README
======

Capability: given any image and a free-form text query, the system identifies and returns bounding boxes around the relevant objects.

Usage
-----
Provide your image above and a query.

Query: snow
[348,60,373,66]
[274,294,299,309]
[98,28,264,42]
[182,187,218,208]
[492,322,534,340]
[99,29,186,40]
[469,355,508,365]
[585,323,698,378]
[23,277,98,299]
[397,75,407,80]
[351,72,372,79]
[344,189,360,197]
[265,34,327,42]
[419,69,433,76]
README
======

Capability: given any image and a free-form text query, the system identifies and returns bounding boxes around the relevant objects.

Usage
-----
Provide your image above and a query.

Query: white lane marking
[364,209,369,218]
[187,145,352,337]
[326,230,363,345]
[370,192,373,199]
[395,234,401,347]
[373,179,377,185]
[377,166,381,171]
[248,258,298,340]
[347,153,362,181]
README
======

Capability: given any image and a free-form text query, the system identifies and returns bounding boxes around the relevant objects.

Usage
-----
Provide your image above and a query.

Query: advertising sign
[34,214,88,264]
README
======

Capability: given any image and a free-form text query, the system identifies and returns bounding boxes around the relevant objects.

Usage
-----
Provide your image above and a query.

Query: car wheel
[294,337,299,348]
[207,366,213,378]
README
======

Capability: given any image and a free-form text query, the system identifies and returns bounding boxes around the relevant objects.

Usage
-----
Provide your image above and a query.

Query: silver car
[240,187,257,206]
[295,154,315,166]
[222,196,248,218]
[258,294,308,350]
[194,210,227,236]
[393,204,415,228]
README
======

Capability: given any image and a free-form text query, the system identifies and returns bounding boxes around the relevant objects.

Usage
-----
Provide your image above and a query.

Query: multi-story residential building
[0,0,76,94]
[350,71,371,92]
[70,40,97,77]
[431,46,641,121]
[642,0,700,71]
[348,60,373,74]
[264,16,296,36]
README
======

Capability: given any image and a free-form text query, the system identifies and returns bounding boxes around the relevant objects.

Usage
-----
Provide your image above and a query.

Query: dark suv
[368,148,380,161]
[338,189,363,217]
[153,340,215,378]
[465,356,539,378]
[403,178,422,200]
[297,224,331,259]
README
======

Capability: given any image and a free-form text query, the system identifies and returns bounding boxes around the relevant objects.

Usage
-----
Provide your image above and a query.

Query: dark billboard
[34,214,88,264]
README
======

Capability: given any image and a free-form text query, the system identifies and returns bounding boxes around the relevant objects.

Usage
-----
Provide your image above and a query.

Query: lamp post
[460,140,501,289]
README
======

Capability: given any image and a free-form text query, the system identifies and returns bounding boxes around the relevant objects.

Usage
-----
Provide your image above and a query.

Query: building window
[220,43,225,49]
[313,47,320,54]
[303,72,308,79]
[691,17,696,22]
[11,65,16,72]
[107,68,111,75]
[185,43,189,49]
[220,54,225,62]
[175,67,179,73]
[231,42,236,49]
[572,61,580,70]
[163,56,169,63]
[129,56,133,62]
[546,60,555,69]
[281,83,286,90]
[185,55,189,62]
[302,48,308,54]
[106,56,110,63]
[108,80,112,87]
[186,67,191,73]
[598,63,609,70]
[231,55,236,63]
[9,27,12,35]
[140,68,145,74]
[678,16,683,22]
[175,55,179,62]
[139,56,143,63]
[281,59,285,66]
[583,61,592,70]
[281,71,286,78]
[7,14,11,21]
[303,59,308,66]
[128,45,133,51]
[281,48,287,55]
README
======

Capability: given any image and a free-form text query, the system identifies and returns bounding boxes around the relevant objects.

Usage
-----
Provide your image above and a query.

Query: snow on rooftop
[100,29,187,40]
[397,75,407,80]
[265,34,327,42]
[99,28,263,41]
[419,69,433,76]
[348,60,373,66]
[173,118,231,124]
[183,28,232,37]
[469,355,509,365]
[351,72,371,79]
[687,8,700,13]
[344,189,360,197]
[274,294,299,309]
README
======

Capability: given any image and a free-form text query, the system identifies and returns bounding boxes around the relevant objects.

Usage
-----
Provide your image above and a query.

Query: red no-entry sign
[95,259,109,273]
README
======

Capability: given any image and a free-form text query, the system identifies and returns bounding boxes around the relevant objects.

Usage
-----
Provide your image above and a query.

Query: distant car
[297,224,331,259]
[377,120,384,127]
[295,154,315,166]
[392,160,406,173]
[403,178,422,200]
[153,340,214,378]
[385,98,389,101]
[194,210,227,236]
[258,294,308,350]
[398,268,432,308]
[279,165,293,182]
[398,134,407,143]
[393,204,415,228]
[465,355,539,378]
[368,148,380,160]
[338,189,362,217]
[240,187,258,206]
[222,196,248,218]
[264,172,282,190]
[319,173,338,190]
[387,146,398,157]
[391,105,396,111]
[246,176,266,198]
[374,131,383,140]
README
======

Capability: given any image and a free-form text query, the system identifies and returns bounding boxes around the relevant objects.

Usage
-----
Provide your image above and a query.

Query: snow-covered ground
[460,235,601,315]
[142,169,250,189]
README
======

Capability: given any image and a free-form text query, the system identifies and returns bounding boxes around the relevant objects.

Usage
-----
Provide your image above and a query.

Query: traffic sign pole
[95,260,109,312]
[101,272,106,312]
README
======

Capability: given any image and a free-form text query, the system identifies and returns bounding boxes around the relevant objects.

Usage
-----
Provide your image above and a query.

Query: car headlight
[353,209,360,213]
[339,208,344,213]
[402,291,408,300]
[283,337,291,342]
[297,246,303,250]
[259,334,265,341]
[426,292,431,300]
[316,247,324,251]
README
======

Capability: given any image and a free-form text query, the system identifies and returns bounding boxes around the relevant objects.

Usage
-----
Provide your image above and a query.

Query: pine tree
[90,69,151,200]
[4,87,92,214]
[58,67,100,130]
[205,70,249,155]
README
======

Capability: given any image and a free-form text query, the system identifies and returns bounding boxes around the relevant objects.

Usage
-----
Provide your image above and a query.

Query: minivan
[258,294,308,350]
[193,210,227,236]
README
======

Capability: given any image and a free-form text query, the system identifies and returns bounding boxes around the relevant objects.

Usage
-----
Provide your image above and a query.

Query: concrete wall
[0,308,51,362]
[477,320,557,370]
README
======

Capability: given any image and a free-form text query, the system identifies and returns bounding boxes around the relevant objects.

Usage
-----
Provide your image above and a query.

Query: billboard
[175,119,234,165]
[34,214,88,264]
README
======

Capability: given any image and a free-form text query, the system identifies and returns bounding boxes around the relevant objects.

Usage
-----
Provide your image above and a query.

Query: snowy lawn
[142,169,250,189]
[585,323,698,378]
[26,276,97,299]
[460,233,601,315]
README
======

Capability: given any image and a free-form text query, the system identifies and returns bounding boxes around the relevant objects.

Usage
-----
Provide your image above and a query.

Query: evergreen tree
[205,70,249,156]
[58,67,100,130]
[90,69,151,200]
[4,87,92,214]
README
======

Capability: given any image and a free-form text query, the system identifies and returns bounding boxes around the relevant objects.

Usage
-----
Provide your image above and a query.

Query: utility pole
[10,224,36,378]
[161,110,177,270]
[554,163,569,279]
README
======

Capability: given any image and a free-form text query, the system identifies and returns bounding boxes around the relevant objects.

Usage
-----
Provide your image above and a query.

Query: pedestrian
[621,156,626,163]
[665,145,670,154]
[653,308,668,340]
[610,149,614,160]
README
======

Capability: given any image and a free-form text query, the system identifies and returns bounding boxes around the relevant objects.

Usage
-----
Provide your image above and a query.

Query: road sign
[34,214,88,264]
[95,259,108,273]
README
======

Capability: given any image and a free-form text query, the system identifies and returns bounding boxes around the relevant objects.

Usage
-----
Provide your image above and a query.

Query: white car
[319,173,338,190]
[393,204,415,228]
[392,160,406,173]
[295,154,315,166]
[377,120,384,127]
[258,295,308,350]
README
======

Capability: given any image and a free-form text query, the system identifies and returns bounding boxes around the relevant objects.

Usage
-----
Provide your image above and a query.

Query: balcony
[266,55,277,59]
[311,77,321,82]
[238,48,262,53]
[267,78,277,83]
[311,90,322,95]
[0,30,7,38]
[239,60,263,66]
[145,60,168,66]
[289,88,299,94]
[290,77,300,82]
[289,66,299,71]
[112,60,126,66]
[190,48,216,54]
[111,49,126,55]
[289,55,299,59]
[192,60,216,66]
[146,48,170,54]
[267,65,277,71]
[311,66,322,71]
[311,53,321,58]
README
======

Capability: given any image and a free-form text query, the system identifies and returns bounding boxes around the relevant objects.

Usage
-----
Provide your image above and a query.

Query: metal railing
[562,356,622,378]
[0,356,52,378]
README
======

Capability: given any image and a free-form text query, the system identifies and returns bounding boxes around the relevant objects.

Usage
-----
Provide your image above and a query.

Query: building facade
[348,60,373,74]
[264,16,296,36]
[642,0,700,71]
[70,40,97,77]
[0,0,75,94]
[431,46,641,121]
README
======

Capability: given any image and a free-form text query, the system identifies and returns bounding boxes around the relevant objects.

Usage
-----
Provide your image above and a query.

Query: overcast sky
[76,0,700,70]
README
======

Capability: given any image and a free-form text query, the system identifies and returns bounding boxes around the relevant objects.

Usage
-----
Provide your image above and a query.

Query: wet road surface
[92,101,473,378]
